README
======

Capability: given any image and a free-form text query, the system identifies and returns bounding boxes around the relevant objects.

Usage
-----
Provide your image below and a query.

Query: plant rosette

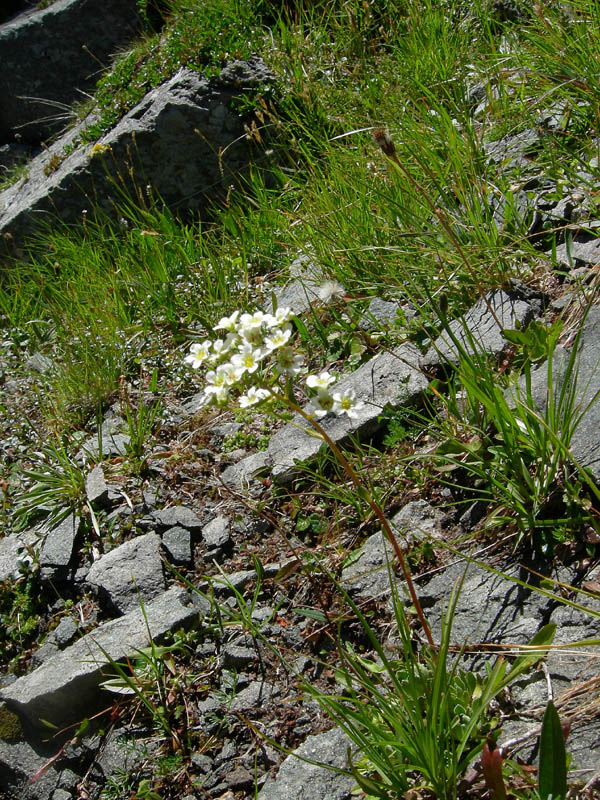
[184,307,364,420]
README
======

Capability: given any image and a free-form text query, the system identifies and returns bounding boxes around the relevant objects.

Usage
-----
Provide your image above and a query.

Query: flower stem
[287,397,435,648]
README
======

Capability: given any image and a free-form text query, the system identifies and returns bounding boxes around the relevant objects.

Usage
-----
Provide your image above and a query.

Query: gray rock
[422,289,537,368]
[0,62,275,244]
[0,530,37,581]
[552,226,600,269]
[258,727,356,800]
[230,680,280,712]
[85,464,109,507]
[359,297,402,331]
[202,515,231,558]
[0,586,201,729]
[148,505,203,532]
[483,128,541,169]
[222,644,257,670]
[225,344,427,487]
[0,735,60,800]
[24,352,53,374]
[38,514,79,581]
[0,0,143,141]
[161,526,192,565]
[341,531,395,600]
[220,450,271,489]
[341,502,444,599]
[268,254,326,316]
[86,532,165,614]
[511,306,600,481]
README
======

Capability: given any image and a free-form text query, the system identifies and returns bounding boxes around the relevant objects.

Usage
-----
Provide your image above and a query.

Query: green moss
[0,704,23,742]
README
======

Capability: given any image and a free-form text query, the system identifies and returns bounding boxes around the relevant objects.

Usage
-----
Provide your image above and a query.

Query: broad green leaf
[539,701,567,800]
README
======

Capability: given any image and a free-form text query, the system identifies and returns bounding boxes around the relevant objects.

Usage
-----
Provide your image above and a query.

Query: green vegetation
[1,0,600,797]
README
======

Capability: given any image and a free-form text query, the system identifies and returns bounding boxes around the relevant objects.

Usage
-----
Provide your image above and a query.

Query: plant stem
[286,397,435,648]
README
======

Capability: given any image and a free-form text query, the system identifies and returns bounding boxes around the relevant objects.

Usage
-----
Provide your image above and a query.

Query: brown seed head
[372,128,396,158]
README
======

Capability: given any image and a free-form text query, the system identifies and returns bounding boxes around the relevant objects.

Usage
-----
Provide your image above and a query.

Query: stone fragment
[552,227,600,269]
[85,532,165,614]
[0,587,202,729]
[0,531,36,581]
[85,464,109,507]
[359,297,404,331]
[225,344,427,487]
[230,680,280,712]
[0,62,275,244]
[422,289,537,369]
[257,727,356,800]
[38,514,79,581]
[161,526,192,565]
[0,0,143,141]
[202,515,231,560]
[148,505,203,532]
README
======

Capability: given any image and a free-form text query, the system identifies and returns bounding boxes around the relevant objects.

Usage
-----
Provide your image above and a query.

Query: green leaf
[539,701,567,800]
[293,607,328,622]
[507,623,556,682]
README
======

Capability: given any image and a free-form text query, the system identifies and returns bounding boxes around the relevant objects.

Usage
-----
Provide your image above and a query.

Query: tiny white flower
[332,389,364,419]
[276,346,304,376]
[214,310,240,332]
[264,307,293,327]
[204,384,230,406]
[307,390,334,418]
[185,341,211,369]
[239,310,267,331]
[217,362,240,386]
[239,386,271,407]
[211,334,238,360]
[230,344,263,376]
[306,371,336,391]
[264,324,292,352]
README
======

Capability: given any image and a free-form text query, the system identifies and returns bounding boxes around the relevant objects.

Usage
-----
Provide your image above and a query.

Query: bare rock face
[0,0,143,142]
[0,61,275,246]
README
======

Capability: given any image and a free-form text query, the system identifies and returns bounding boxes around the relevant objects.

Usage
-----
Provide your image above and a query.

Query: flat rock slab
[0,61,274,244]
[0,0,142,141]
[514,305,600,481]
[422,289,537,369]
[341,501,445,600]
[258,727,356,800]
[0,586,201,729]
[86,532,165,614]
[224,343,427,487]
[416,557,600,771]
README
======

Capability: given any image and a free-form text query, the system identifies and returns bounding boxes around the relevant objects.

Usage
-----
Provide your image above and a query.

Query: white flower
[239,311,267,331]
[276,346,304,376]
[203,384,230,406]
[306,371,336,391]
[317,280,345,303]
[230,344,263,377]
[332,389,364,419]
[214,310,240,332]
[239,387,271,407]
[185,341,210,369]
[307,390,334,418]
[264,307,293,327]
[264,324,292,352]
[211,334,238,360]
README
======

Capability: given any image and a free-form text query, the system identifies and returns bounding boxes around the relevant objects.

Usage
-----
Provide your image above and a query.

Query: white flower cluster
[185,307,364,420]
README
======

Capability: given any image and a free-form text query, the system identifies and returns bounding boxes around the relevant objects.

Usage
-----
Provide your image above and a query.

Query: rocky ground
[1,1,600,799]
